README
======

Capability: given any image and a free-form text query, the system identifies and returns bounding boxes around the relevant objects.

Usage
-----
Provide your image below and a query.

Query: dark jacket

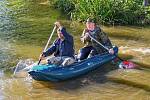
[81,26,112,53]
[43,27,74,58]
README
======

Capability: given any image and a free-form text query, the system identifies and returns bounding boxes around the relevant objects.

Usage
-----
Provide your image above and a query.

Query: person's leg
[47,57,63,65]
[77,46,93,61]
[62,57,75,66]
[88,47,98,58]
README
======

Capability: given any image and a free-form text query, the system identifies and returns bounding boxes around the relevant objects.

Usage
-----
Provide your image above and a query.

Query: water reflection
[0,39,16,69]
[1,75,149,100]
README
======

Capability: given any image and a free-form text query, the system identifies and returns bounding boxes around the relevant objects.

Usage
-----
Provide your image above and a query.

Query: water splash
[119,46,150,55]
[131,48,150,55]
[0,70,4,78]
[13,59,35,76]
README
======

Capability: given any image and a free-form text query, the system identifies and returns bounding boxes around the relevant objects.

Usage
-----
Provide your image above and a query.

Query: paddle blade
[13,59,35,76]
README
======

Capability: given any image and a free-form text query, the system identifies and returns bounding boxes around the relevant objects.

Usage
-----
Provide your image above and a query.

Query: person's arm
[80,29,91,44]
[94,27,112,49]
[100,31,112,49]
[94,27,114,54]
[98,30,114,54]
[42,40,57,57]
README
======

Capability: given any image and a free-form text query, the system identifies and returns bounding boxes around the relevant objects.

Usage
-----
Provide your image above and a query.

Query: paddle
[37,25,57,65]
[88,33,136,69]
[12,25,57,77]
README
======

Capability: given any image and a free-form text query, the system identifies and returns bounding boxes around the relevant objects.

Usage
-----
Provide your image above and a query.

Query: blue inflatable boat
[28,48,118,82]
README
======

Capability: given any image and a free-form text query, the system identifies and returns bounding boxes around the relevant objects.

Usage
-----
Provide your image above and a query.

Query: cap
[86,18,96,23]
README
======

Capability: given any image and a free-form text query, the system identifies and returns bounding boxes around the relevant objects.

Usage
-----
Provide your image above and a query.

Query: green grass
[53,0,150,25]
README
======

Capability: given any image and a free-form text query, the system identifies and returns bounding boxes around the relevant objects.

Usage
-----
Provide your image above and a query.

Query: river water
[0,0,150,100]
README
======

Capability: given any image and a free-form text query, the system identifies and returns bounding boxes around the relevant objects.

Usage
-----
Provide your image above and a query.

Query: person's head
[57,28,64,39]
[86,18,96,31]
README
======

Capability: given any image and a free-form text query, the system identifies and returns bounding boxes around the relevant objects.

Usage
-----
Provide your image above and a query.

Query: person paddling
[40,21,75,66]
[77,18,136,69]
[77,18,114,60]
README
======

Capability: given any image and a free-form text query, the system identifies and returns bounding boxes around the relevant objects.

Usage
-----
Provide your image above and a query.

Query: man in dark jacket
[78,18,114,60]
[41,22,75,66]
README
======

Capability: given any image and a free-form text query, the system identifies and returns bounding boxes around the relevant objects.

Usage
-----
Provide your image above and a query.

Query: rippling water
[0,0,150,99]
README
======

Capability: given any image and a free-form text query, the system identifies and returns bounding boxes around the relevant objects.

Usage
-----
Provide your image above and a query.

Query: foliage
[53,0,150,25]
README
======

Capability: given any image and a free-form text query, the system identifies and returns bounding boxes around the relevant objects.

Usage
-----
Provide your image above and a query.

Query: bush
[53,0,150,25]
[53,0,74,15]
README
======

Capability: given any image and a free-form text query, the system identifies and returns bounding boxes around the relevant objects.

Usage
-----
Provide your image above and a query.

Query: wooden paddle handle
[37,25,57,65]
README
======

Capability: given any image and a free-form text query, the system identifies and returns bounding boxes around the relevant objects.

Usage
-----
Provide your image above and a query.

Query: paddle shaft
[88,33,109,51]
[82,30,109,51]
[88,33,124,61]
[37,25,57,65]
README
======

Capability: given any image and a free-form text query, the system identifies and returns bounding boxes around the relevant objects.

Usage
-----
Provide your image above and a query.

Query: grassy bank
[53,0,150,25]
